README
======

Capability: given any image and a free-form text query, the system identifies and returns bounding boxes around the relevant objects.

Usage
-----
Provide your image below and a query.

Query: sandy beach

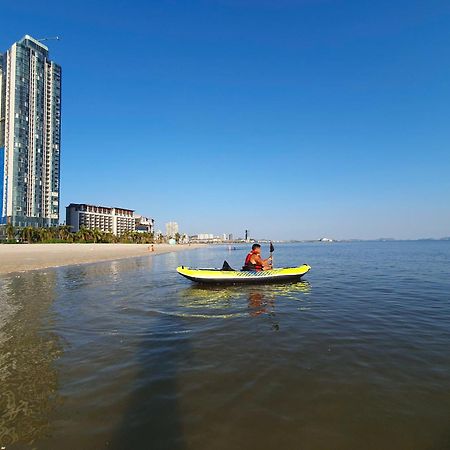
[0,243,203,275]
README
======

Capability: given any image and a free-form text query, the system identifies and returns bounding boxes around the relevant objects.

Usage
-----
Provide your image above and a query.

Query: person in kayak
[242,243,272,271]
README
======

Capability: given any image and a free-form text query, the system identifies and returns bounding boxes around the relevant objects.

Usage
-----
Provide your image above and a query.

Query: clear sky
[2,0,450,240]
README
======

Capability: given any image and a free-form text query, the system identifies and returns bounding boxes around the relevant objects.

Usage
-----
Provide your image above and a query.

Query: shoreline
[0,243,204,275]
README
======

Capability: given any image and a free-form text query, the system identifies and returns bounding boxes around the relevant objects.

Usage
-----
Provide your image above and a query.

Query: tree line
[1,223,157,244]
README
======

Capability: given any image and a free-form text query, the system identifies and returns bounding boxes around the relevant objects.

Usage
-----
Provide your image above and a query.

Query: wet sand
[0,243,202,275]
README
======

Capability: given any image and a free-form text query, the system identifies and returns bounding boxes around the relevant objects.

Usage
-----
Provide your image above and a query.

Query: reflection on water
[248,291,274,318]
[177,281,311,327]
[0,273,62,447]
[61,255,154,289]
[180,281,311,307]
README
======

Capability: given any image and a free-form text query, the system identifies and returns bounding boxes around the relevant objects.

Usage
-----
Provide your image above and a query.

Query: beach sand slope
[0,243,202,275]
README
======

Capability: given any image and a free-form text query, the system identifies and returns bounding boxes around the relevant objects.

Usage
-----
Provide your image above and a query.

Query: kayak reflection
[178,281,311,321]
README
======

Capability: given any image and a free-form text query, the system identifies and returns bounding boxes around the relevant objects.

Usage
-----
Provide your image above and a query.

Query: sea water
[1,241,450,449]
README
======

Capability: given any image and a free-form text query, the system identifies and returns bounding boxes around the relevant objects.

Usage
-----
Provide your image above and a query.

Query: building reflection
[62,255,153,286]
[0,271,62,447]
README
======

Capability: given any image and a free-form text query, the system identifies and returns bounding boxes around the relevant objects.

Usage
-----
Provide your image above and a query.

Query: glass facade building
[0,53,4,224]
[0,35,61,227]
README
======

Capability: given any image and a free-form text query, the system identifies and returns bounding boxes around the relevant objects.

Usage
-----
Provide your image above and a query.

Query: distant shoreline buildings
[0,35,62,227]
[189,233,234,243]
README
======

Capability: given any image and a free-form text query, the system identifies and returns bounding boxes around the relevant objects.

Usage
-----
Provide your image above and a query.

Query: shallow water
[1,242,450,449]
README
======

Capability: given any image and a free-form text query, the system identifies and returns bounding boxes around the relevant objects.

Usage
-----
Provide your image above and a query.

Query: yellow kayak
[177,264,311,284]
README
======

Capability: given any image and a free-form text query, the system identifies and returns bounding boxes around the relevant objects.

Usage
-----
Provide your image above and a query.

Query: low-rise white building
[135,215,154,233]
[66,203,135,236]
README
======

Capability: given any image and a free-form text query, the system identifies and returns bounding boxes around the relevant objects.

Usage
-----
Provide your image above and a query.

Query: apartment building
[165,221,178,237]
[0,35,62,226]
[66,203,135,236]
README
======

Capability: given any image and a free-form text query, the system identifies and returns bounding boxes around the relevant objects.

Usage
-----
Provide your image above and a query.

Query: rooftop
[18,35,49,51]
[67,203,135,213]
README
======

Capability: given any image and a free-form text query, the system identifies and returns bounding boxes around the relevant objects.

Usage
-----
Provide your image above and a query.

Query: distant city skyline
[2,1,449,239]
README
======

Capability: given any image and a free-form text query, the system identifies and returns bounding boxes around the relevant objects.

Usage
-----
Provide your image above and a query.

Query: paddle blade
[270,241,275,253]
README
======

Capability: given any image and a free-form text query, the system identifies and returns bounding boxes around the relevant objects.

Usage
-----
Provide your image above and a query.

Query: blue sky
[2,0,450,239]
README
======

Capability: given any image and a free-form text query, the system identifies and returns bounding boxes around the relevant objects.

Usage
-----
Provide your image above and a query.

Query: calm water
[1,242,450,450]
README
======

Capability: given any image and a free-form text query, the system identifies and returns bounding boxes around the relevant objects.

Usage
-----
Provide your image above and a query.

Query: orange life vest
[244,251,263,271]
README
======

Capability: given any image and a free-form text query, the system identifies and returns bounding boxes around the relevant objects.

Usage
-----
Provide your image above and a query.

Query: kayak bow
[177,264,311,284]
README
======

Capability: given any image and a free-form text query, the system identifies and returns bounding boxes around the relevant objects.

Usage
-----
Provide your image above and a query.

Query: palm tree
[49,226,58,241]
[58,225,72,242]
[84,227,94,242]
[75,227,90,242]
[119,230,131,243]
[38,227,51,242]
[91,228,103,243]
[102,232,116,243]
[20,226,35,243]
[19,227,26,243]
[140,232,152,244]
[6,223,15,241]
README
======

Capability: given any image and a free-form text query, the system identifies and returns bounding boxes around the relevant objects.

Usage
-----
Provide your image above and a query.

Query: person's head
[251,243,261,254]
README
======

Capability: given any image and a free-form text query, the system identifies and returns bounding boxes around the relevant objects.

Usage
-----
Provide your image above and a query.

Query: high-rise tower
[0,35,61,227]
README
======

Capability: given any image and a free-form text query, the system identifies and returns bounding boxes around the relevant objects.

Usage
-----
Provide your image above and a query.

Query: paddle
[269,241,274,268]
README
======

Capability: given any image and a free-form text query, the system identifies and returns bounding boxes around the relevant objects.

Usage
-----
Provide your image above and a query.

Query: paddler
[242,243,272,271]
